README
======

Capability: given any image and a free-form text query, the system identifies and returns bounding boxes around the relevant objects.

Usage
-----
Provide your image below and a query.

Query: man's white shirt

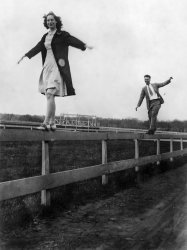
[147,84,158,100]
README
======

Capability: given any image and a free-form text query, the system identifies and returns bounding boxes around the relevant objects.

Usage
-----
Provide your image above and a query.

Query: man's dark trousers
[148,99,161,131]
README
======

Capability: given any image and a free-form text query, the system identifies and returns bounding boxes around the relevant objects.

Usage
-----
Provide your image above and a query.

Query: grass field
[0,139,186,229]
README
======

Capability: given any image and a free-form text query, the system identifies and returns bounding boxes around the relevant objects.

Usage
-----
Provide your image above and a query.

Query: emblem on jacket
[58,58,65,67]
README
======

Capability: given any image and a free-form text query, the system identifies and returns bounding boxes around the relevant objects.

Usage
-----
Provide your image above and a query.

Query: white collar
[147,84,153,88]
[48,29,57,36]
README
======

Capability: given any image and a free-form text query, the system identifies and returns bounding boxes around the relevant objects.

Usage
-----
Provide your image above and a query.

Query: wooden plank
[0,129,45,141]
[0,164,109,201]
[1,148,187,201]
[159,139,187,142]
[109,148,187,173]
[143,139,187,143]
[1,129,187,142]
[102,140,108,185]
[0,120,40,126]
[41,141,50,206]
[107,132,187,140]
[107,133,145,140]
[0,129,108,142]
[44,131,108,141]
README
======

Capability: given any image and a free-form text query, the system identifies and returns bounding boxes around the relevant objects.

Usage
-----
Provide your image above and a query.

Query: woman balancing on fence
[18,11,93,131]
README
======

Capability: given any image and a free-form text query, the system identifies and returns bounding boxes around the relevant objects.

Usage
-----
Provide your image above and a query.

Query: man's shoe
[146,129,155,135]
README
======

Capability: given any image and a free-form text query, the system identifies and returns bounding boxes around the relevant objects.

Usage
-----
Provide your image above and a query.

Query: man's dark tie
[148,85,153,96]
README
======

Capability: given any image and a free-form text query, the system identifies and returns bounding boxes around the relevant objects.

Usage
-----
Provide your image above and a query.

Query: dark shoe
[146,129,155,135]
[36,123,50,131]
[50,124,57,131]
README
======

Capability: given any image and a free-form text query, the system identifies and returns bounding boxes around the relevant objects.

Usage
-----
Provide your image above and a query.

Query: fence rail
[0,129,187,204]
[1,129,187,142]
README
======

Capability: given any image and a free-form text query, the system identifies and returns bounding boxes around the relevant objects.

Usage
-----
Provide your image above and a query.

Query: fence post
[180,138,183,156]
[135,138,140,176]
[134,139,141,184]
[134,139,139,170]
[102,140,108,185]
[170,139,173,162]
[41,140,50,206]
[180,138,183,150]
[156,139,160,165]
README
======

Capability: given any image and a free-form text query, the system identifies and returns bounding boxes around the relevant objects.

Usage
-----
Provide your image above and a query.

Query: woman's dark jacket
[25,30,86,96]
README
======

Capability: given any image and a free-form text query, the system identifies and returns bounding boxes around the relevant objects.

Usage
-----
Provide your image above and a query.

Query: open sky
[0,0,187,121]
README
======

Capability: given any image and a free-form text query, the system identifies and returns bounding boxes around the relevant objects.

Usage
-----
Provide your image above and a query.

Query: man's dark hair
[43,11,63,31]
[144,74,151,78]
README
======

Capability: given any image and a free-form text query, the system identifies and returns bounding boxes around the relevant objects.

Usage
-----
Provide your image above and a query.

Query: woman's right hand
[85,44,94,50]
[17,55,25,64]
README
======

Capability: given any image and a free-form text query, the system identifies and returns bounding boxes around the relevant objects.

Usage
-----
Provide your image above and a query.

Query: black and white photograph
[0,0,187,249]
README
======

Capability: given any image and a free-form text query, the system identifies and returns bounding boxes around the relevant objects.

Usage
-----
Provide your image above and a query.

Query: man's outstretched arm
[156,77,173,88]
[135,88,145,111]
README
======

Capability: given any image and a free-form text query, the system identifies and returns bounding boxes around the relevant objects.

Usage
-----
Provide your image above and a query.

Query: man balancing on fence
[135,75,173,134]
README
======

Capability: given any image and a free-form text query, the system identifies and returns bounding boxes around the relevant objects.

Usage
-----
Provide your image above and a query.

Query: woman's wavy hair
[43,11,63,31]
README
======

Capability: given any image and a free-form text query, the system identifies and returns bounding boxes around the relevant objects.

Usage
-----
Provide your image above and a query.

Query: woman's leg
[44,90,55,124]
[50,96,56,125]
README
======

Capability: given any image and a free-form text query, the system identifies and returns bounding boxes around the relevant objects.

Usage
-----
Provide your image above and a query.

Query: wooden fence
[0,129,187,206]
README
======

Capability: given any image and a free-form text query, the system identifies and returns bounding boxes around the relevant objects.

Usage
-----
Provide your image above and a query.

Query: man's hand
[17,55,26,64]
[135,107,138,111]
[169,77,173,81]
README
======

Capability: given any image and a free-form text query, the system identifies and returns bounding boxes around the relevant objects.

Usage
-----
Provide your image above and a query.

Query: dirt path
[1,164,187,250]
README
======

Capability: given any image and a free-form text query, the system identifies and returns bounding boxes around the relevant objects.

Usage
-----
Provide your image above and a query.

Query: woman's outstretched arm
[65,32,93,50]
[17,37,44,64]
